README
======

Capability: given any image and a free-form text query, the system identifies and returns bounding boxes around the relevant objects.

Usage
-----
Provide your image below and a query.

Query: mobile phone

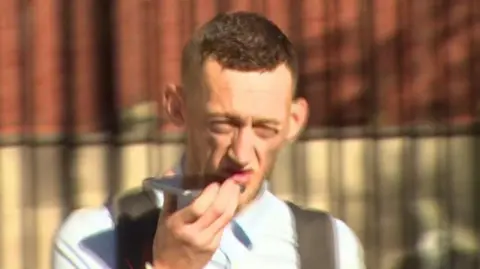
[143,176,202,199]
[143,174,246,199]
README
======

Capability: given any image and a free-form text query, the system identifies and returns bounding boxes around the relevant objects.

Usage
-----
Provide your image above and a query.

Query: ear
[287,97,309,141]
[163,84,185,127]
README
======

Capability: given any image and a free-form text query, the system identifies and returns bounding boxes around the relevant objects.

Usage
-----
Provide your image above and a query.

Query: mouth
[218,168,254,185]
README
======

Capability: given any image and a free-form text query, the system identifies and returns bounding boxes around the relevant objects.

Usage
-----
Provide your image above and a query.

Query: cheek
[188,127,222,162]
[255,138,284,167]
[206,133,231,149]
[204,134,231,165]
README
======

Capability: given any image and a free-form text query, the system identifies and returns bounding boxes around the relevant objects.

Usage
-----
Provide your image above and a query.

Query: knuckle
[190,234,210,249]
[212,203,225,216]
[175,226,193,241]
[165,218,185,237]
[190,203,206,218]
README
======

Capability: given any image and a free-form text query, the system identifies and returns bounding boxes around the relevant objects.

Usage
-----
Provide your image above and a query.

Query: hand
[153,179,241,269]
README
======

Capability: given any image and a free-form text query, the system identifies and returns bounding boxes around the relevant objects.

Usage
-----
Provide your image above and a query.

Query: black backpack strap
[114,188,160,269]
[287,201,337,269]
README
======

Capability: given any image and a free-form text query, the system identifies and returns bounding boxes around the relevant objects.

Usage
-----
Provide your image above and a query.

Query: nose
[228,127,254,167]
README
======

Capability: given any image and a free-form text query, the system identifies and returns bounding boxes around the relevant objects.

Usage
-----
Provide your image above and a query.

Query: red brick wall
[0,0,478,136]
[0,0,22,136]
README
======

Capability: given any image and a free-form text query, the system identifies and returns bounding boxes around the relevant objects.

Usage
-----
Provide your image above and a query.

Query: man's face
[168,59,307,207]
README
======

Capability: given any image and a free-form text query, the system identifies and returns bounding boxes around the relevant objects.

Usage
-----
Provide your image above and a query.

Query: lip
[219,169,253,185]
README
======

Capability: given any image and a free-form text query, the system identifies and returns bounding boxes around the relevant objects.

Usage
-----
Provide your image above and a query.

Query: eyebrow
[253,118,281,126]
[207,112,281,125]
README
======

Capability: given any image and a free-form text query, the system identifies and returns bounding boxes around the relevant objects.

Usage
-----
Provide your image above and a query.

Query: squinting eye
[209,121,233,134]
[253,126,278,138]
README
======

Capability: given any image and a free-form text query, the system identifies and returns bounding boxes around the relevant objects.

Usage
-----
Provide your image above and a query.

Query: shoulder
[53,206,116,269]
[278,197,364,269]
[331,218,365,269]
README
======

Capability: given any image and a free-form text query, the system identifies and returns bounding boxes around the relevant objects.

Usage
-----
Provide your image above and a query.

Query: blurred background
[0,0,479,268]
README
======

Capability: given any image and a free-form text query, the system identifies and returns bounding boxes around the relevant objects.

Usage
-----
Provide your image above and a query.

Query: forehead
[201,60,294,119]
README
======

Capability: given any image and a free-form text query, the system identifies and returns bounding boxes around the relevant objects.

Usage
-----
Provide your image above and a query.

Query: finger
[177,182,220,224]
[189,227,224,252]
[203,182,240,235]
[186,182,240,248]
[209,228,225,250]
[193,180,240,230]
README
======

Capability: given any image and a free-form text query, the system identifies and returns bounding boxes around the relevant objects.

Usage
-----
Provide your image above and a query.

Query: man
[53,11,365,269]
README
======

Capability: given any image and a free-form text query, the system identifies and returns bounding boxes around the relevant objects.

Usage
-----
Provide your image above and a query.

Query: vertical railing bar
[287,0,307,205]
[299,0,310,206]
[397,0,418,251]
[154,0,161,159]
[431,0,454,267]
[403,119,419,255]
[359,0,381,266]
[322,0,337,218]
[358,0,370,266]
[59,0,76,218]
[19,0,37,266]
[472,132,480,269]
[151,0,162,176]
[105,0,120,200]
[470,0,480,214]
[358,0,372,264]
[395,0,407,255]
[441,0,456,267]
[410,0,420,258]
[332,0,346,223]
[368,0,382,267]
[0,1,3,266]
[431,0,442,205]
[469,0,479,268]
[143,0,154,176]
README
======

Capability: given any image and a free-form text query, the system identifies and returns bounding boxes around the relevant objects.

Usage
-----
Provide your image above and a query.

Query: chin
[240,181,264,203]
[237,191,260,213]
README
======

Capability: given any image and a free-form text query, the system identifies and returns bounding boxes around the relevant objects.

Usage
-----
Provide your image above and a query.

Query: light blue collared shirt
[53,171,364,269]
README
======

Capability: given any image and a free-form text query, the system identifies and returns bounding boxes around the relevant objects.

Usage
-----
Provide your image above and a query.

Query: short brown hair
[181,11,298,91]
